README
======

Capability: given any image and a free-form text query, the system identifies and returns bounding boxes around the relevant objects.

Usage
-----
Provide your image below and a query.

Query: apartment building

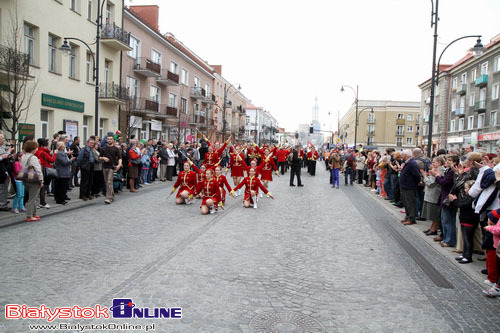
[122,5,215,144]
[0,0,128,142]
[245,103,278,145]
[339,100,420,150]
[419,34,500,153]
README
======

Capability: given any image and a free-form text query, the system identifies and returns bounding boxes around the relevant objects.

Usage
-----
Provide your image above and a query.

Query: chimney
[129,5,159,31]
[212,65,222,76]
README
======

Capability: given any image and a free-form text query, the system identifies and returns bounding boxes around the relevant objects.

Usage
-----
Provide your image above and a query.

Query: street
[1,165,499,332]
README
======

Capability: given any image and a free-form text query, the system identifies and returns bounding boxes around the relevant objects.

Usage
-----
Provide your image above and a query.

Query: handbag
[44,167,58,179]
[17,156,40,183]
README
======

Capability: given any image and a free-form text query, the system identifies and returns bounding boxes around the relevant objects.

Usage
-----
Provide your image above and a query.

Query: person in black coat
[289,146,304,187]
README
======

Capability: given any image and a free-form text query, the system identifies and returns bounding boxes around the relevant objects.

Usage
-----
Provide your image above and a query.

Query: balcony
[156,70,179,86]
[145,99,159,112]
[130,97,160,113]
[454,107,465,116]
[455,84,467,95]
[189,113,205,126]
[133,58,161,77]
[0,44,30,81]
[396,119,405,125]
[190,87,206,99]
[367,130,375,135]
[98,82,128,105]
[166,106,178,118]
[100,23,132,51]
[396,142,403,147]
[396,131,404,136]
[204,93,216,104]
[475,75,488,87]
[474,100,487,112]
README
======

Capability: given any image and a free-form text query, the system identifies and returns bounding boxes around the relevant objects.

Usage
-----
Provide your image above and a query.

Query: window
[433,121,438,133]
[70,0,79,12]
[368,125,374,134]
[406,137,413,145]
[181,68,188,85]
[194,76,201,89]
[83,116,90,142]
[169,93,177,108]
[458,118,464,131]
[103,59,111,86]
[170,61,178,74]
[407,126,413,132]
[368,112,375,123]
[99,118,105,139]
[422,124,428,136]
[396,137,402,147]
[491,111,498,127]
[471,68,477,82]
[468,116,474,129]
[451,98,457,111]
[367,137,374,146]
[141,122,149,141]
[478,113,485,128]
[41,110,49,139]
[492,83,499,100]
[396,125,404,135]
[181,98,187,113]
[69,45,77,79]
[205,83,210,97]
[407,114,413,121]
[450,120,455,132]
[150,85,160,102]
[461,72,467,84]
[480,87,487,103]
[245,116,250,125]
[128,36,140,59]
[105,3,111,23]
[469,93,475,107]
[24,24,35,65]
[397,113,404,120]
[48,34,57,73]
[452,77,458,89]
[481,62,488,75]
[151,49,161,66]
[87,0,92,21]
[495,56,500,73]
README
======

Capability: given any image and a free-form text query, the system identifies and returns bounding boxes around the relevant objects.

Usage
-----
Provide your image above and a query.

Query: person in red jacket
[276,146,291,175]
[227,145,247,196]
[171,161,197,205]
[231,167,274,209]
[127,143,141,193]
[307,146,319,176]
[35,138,57,208]
[256,147,278,197]
[215,165,232,207]
[202,135,227,170]
[196,168,221,215]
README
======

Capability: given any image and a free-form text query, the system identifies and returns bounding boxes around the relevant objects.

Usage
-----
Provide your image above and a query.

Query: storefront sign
[18,123,35,141]
[151,119,162,131]
[447,136,464,144]
[63,120,78,141]
[478,132,500,142]
[41,94,84,113]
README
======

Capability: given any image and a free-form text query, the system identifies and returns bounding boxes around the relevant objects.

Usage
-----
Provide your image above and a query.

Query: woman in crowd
[421,156,445,236]
[54,142,73,205]
[91,142,103,198]
[21,141,43,222]
[127,142,141,192]
[35,138,56,209]
[12,152,25,213]
[355,151,366,185]
[330,150,341,189]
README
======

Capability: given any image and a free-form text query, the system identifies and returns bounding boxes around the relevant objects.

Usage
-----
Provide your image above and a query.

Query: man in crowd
[400,149,421,225]
[289,145,304,187]
[99,134,122,204]
[69,136,81,187]
[77,137,95,201]
[158,142,169,181]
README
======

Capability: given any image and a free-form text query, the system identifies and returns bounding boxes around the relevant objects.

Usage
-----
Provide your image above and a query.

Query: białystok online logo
[5,298,182,322]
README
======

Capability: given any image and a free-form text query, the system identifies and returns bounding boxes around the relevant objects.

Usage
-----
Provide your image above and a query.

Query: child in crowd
[449,180,479,264]
[151,150,159,182]
[140,148,151,185]
[483,207,500,297]
[12,152,25,214]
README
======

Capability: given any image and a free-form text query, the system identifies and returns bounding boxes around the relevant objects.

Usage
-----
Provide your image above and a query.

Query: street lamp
[222,83,241,142]
[341,84,358,148]
[426,0,484,157]
[60,0,106,136]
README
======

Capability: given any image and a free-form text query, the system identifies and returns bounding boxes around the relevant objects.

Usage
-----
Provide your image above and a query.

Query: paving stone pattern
[0,165,499,332]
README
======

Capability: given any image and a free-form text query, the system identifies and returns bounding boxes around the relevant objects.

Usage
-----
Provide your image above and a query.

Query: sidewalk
[354,182,487,286]
[0,180,168,229]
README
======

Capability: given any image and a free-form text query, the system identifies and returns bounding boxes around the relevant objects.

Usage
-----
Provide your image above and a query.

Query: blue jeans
[13,180,25,210]
[344,167,354,185]
[441,205,457,246]
[416,186,424,217]
[147,166,152,183]
[141,167,149,184]
[331,168,340,187]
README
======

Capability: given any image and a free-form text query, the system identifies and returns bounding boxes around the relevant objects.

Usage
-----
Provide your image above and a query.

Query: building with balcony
[339,100,420,150]
[245,103,278,145]
[122,5,215,143]
[419,33,500,153]
[0,0,128,142]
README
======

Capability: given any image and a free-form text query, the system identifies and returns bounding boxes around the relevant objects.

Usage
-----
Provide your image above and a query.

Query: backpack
[346,155,354,168]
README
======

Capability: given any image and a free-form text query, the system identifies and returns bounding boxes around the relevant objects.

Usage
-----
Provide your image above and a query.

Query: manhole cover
[249,311,324,332]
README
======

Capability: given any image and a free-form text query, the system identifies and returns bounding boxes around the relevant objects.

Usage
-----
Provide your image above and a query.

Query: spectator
[77,137,95,201]
[400,149,421,225]
[11,152,25,214]
[69,136,81,187]
[54,142,73,205]
[21,140,43,222]
[35,138,57,209]
[100,134,122,204]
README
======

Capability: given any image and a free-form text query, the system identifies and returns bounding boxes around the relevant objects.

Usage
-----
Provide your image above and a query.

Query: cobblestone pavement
[0,165,499,332]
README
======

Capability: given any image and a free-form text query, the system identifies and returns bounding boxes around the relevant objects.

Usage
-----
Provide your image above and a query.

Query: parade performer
[276,145,291,175]
[255,147,279,197]
[170,161,197,205]
[215,165,232,207]
[196,168,221,215]
[246,143,257,165]
[231,167,274,209]
[227,145,247,196]
[191,163,207,198]
[202,135,228,170]
[243,158,262,178]
[307,146,319,176]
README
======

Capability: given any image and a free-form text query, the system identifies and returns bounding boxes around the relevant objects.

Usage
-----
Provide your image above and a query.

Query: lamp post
[60,0,106,136]
[222,83,241,142]
[426,0,484,157]
[357,107,374,148]
[341,84,358,148]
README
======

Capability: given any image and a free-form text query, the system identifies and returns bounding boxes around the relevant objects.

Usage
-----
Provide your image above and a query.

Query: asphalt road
[0,165,499,332]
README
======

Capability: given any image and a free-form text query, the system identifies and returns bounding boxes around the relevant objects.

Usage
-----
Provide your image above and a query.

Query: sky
[125,0,500,132]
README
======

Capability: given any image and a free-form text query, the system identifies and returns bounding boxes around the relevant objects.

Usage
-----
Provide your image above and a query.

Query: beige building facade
[339,100,420,150]
[0,0,129,142]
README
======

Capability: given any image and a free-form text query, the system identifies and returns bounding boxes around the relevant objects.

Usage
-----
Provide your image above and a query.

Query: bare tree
[120,95,142,142]
[0,1,38,143]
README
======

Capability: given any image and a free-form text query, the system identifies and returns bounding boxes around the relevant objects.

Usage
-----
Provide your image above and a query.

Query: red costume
[228,152,247,178]
[173,170,197,198]
[259,156,278,181]
[232,175,269,204]
[204,141,227,170]
[276,149,290,163]
[307,151,319,161]
[215,174,232,203]
[196,178,221,207]
[191,164,206,184]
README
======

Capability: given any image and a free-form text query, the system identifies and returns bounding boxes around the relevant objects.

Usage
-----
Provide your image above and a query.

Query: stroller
[113,170,125,192]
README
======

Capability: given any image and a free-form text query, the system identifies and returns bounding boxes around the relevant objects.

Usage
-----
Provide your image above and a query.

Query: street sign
[18,123,35,141]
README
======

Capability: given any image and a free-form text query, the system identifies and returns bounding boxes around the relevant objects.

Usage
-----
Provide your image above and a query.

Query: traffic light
[309,126,313,134]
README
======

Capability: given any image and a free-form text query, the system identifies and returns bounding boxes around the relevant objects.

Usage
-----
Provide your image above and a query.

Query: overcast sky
[125,0,500,132]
